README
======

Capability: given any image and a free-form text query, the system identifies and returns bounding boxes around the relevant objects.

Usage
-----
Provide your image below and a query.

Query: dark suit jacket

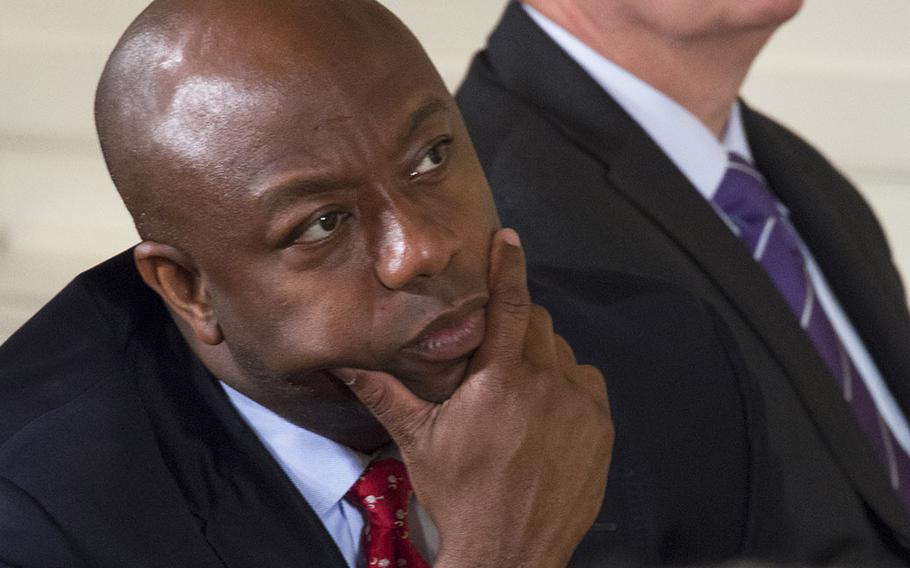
[456,3,910,565]
[0,250,766,567]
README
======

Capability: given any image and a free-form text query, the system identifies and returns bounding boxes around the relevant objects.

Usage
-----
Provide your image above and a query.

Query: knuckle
[555,334,577,361]
[357,380,396,418]
[603,415,616,443]
[499,300,529,317]
[579,364,608,394]
[528,303,550,321]
[495,281,530,308]
[579,397,615,446]
[579,364,603,380]
[528,304,554,330]
[388,415,424,453]
[578,365,603,380]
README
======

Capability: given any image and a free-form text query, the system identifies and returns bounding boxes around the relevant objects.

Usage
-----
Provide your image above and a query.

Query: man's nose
[373,204,461,291]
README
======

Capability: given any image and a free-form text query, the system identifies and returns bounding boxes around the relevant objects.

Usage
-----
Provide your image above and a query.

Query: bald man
[457,1,910,565]
[0,1,768,566]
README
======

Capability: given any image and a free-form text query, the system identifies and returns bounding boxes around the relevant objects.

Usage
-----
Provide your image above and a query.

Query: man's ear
[134,241,224,345]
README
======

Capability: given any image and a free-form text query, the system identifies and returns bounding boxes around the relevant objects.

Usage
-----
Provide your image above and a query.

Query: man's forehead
[146,48,443,165]
[152,76,284,163]
[130,0,436,158]
[96,0,445,245]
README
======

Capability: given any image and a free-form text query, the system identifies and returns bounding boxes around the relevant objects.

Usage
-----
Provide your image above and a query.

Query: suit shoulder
[0,474,85,567]
[0,250,156,446]
[457,54,551,171]
[0,254,177,544]
[525,263,747,390]
[743,102,901,278]
[742,103,857,189]
[528,264,709,314]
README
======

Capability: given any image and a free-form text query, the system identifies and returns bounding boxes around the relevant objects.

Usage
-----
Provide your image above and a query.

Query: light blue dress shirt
[524,3,910,454]
[221,382,438,568]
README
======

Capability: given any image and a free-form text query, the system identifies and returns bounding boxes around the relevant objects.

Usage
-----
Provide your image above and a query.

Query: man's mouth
[402,296,487,363]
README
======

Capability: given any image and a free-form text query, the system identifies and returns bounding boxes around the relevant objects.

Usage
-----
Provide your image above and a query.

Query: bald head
[95,0,497,447]
[95,0,434,249]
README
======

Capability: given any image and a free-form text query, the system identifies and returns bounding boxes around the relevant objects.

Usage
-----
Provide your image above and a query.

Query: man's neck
[526,2,774,138]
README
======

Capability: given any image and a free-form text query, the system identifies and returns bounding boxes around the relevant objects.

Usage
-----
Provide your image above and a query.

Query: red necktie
[348,458,430,568]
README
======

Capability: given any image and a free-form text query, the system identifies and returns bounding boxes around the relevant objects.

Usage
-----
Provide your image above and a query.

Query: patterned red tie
[348,458,430,568]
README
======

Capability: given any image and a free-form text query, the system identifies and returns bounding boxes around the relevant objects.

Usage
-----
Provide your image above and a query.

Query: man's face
[156,21,498,438]
[602,0,803,41]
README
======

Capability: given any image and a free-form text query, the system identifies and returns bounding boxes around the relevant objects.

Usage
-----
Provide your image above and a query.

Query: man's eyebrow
[404,96,450,142]
[259,97,451,215]
[259,176,351,216]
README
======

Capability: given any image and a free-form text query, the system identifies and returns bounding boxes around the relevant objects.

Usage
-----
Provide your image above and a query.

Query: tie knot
[714,153,781,224]
[349,458,413,529]
[348,459,430,568]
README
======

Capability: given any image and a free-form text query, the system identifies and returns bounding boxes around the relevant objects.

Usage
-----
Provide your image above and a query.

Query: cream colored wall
[743,1,910,282]
[1,0,908,341]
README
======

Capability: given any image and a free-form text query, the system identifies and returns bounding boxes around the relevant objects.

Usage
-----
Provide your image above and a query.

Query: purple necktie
[713,153,910,507]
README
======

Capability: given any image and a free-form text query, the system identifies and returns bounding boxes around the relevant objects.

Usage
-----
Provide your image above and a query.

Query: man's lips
[402,296,488,363]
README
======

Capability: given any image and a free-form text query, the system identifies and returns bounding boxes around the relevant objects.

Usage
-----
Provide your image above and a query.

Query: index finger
[470,228,531,373]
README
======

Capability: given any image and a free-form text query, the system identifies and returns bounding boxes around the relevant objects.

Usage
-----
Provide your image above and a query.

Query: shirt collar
[522,3,753,200]
[221,382,372,517]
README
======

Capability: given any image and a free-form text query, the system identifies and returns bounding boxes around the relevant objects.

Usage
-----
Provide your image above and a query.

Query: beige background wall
[1,0,909,341]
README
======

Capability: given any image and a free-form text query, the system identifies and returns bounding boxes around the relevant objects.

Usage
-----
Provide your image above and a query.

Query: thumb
[332,368,435,450]
[471,227,530,373]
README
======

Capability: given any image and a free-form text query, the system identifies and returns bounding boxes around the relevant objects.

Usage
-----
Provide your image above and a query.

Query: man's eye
[297,211,348,243]
[410,140,450,178]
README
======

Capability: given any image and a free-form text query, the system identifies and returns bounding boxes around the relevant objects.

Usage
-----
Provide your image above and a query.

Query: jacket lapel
[480,1,910,546]
[130,298,349,568]
[744,104,910,419]
[742,106,910,543]
[597,117,910,545]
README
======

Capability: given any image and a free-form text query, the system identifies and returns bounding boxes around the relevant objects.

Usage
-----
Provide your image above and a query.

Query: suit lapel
[742,106,910,543]
[130,303,349,568]
[481,1,910,546]
[744,104,910,419]
[599,118,910,545]
[188,358,350,568]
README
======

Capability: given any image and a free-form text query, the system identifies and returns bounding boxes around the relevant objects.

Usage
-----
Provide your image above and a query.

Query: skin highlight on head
[95,0,500,452]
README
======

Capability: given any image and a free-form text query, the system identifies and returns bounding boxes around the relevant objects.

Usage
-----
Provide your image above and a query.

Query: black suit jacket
[456,3,910,565]
[0,250,767,567]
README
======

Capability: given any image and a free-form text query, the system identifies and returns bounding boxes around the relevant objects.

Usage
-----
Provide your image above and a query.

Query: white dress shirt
[221,382,438,568]
[524,3,910,453]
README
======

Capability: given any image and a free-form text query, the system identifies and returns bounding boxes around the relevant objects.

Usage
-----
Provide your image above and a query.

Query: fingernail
[501,228,521,248]
[333,369,358,387]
